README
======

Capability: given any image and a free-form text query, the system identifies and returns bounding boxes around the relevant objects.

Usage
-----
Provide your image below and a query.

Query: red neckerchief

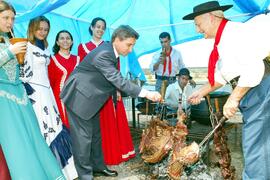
[162,47,172,76]
[208,18,228,86]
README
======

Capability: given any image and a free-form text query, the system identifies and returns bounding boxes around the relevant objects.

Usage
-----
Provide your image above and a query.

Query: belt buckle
[168,77,174,81]
[162,76,169,80]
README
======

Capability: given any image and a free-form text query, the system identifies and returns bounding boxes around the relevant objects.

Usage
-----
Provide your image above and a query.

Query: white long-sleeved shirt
[150,47,185,77]
[215,15,270,87]
[165,81,193,110]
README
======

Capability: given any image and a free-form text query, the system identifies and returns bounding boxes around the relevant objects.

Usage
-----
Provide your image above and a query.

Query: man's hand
[159,55,165,64]
[188,90,203,105]
[117,91,122,101]
[223,86,250,118]
[189,79,196,88]
[153,56,165,71]
[223,97,239,118]
[146,91,162,102]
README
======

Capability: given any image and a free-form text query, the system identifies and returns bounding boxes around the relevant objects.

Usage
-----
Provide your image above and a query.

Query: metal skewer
[199,116,227,147]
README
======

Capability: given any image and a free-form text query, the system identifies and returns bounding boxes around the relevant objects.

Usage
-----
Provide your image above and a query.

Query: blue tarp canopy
[9,0,270,81]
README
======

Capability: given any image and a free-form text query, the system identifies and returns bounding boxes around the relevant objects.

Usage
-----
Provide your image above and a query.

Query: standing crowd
[0,1,161,180]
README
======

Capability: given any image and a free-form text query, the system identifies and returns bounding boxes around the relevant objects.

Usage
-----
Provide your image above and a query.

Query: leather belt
[229,76,240,89]
[263,56,270,78]
[156,75,176,81]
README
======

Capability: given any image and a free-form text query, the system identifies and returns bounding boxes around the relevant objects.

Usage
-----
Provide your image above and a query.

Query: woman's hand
[9,41,27,55]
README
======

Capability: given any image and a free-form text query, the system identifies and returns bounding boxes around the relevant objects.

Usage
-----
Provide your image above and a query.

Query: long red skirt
[0,146,11,180]
[100,97,135,165]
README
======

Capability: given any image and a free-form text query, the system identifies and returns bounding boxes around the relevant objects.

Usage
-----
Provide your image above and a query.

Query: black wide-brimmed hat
[183,1,233,20]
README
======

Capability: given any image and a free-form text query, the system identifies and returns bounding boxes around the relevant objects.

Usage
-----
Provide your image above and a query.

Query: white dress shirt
[165,82,193,110]
[215,15,270,87]
[150,47,185,77]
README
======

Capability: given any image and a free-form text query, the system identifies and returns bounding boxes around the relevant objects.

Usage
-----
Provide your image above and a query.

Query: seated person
[164,68,194,125]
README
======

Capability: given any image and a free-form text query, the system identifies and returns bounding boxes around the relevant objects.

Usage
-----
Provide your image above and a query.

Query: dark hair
[159,32,171,40]
[52,30,73,55]
[89,17,106,36]
[111,25,139,42]
[0,1,16,38]
[27,16,50,48]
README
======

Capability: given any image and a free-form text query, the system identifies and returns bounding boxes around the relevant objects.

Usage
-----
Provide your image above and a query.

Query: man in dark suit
[61,25,161,180]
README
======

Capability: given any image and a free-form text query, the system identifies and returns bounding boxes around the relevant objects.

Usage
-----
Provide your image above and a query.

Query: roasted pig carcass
[168,113,199,180]
[168,142,200,179]
[139,118,174,163]
[177,142,200,165]
[172,113,188,141]
[167,119,188,180]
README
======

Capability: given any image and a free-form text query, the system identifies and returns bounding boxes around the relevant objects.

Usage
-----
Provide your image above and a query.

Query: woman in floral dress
[20,16,77,179]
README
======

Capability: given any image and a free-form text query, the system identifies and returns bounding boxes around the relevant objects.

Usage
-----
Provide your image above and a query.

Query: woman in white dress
[20,16,77,180]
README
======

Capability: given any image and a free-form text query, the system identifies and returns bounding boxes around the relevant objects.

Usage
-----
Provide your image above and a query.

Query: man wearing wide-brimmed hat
[183,1,270,179]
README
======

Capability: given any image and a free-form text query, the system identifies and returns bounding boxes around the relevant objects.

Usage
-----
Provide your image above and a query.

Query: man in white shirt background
[164,68,194,126]
[165,68,194,112]
[150,32,195,93]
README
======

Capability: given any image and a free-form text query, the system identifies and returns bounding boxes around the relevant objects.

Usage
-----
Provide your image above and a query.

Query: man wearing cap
[165,68,194,113]
[164,68,194,126]
[183,1,270,179]
[150,32,195,93]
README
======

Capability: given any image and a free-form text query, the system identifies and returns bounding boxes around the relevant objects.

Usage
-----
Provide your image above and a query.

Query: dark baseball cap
[176,68,192,79]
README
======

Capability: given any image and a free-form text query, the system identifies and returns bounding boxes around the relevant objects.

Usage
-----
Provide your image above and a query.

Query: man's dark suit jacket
[60,42,141,120]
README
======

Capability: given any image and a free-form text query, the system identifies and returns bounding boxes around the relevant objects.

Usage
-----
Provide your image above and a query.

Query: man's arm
[94,52,161,101]
[188,82,223,105]
[189,79,196,88]
[223,86,250,118]
[153,60,162,71]
[150,53,164,72]
[138,89,161,102]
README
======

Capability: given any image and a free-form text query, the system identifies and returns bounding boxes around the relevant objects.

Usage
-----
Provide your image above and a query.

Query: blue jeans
[155,78,176,92]
[239,75,270,180]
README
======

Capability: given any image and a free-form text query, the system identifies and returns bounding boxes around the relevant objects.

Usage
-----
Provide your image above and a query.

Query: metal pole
[132,98,136,128]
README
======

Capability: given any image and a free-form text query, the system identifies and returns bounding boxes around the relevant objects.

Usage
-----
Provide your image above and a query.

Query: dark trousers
[66,108,106,180]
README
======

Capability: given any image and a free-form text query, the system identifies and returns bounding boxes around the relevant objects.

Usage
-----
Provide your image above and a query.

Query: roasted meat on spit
[213,125,235,180]
[139,113,199,179]
[167,113,199,180]
[139,119,174,163]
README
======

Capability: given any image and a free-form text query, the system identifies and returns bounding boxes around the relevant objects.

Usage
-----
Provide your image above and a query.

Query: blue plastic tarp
[9,0,270,81]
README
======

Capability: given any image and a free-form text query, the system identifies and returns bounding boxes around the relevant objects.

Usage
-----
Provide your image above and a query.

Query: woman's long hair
[52,30,73,55]
[89,17,106,36]
[0,1,16,38]
[27,16,50,48]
